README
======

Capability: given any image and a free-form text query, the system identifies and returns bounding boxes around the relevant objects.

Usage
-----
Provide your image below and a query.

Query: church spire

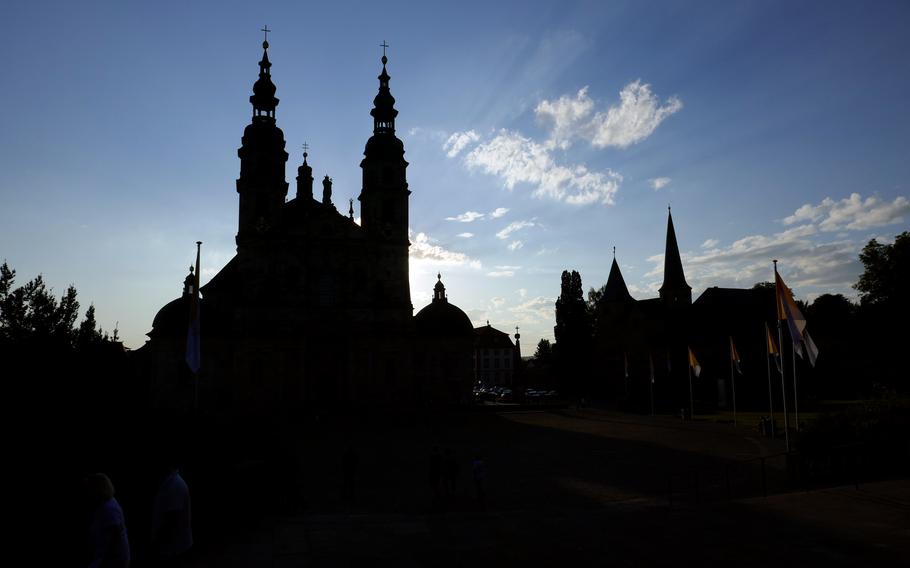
[659,207,692,305]
[603,256,633,303]
[370,45,399,135]
[433,273,447,303]
[250,29,279,121]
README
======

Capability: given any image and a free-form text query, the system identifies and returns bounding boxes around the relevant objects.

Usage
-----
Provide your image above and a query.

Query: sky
[2,0,909,351]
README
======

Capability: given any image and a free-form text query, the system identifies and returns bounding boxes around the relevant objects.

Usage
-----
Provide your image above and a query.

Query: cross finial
[380,40,389,57]
[613,245,616,258]
[261,25,272,43]
[302,141,309,158]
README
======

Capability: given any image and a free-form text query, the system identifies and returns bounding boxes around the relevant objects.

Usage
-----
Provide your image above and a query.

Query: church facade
[139,40,473,413]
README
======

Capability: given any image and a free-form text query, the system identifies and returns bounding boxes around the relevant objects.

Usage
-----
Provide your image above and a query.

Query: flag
[775,270,807,345]
[624,352,629,379]
[797,330,819,368]
[766,323,782,373]
[730,336,743,375]
[775,268,819,365]
[688,347,701,378]
[186,242,201,373]
[649,353,655,384]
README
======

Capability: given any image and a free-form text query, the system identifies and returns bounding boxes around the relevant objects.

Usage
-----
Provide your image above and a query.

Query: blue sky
[2,0,909,350]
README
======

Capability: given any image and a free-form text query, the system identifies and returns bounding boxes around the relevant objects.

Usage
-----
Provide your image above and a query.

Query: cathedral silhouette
[138,39,475,412]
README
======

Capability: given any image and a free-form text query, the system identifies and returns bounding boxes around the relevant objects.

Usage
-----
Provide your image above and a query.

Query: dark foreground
[63,408,909,566]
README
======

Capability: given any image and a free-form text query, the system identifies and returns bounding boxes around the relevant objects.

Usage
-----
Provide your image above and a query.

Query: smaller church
[136,38,477,414]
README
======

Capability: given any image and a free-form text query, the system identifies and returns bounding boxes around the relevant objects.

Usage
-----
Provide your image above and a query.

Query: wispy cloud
[508,240,524,251]
[409,230,481,269]
[443,130,480,158]
[496,220,536,240]
[463,131,622,205]
[783,193,910,232]
[490,207,510,218]
[650,177,671,190]
[639,193,909,300]
[487,270,516,278]
[445,210,485,223]
[456,232,474,238]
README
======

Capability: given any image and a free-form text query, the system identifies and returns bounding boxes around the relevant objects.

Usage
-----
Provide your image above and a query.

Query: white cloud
[442,130,480,158]
[650,177,671,190]
[487,270,515,278]
[496,220,536,240]
[783,193,910,232]
[517,288,528,298]
[509,296,555,324]
[491,297,506,308]
[588,81,682,148]
[409,230,481,269]
[456,232,474,238]
[495,265,522,270]
[535,86,596,150]
[508,240,524,251]
[701,238,719,249]
[490,207,510,219]
[535,81,681,150]
[445,210,485,223]
[464,130,622,205]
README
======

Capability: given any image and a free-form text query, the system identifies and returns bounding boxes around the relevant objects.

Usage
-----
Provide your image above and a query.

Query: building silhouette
[138,40,473,413]
[593,209,784,413]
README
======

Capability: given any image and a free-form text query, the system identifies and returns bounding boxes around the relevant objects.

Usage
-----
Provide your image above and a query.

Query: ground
[149,409,909,566]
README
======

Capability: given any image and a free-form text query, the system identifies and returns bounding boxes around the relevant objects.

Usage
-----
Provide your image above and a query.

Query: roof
[473,324,515,348]
[602,258,633,303]
[414,299,473,337]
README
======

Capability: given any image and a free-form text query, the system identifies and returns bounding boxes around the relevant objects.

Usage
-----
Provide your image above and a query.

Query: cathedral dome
[414,275,473,337]
[150,296,188,338]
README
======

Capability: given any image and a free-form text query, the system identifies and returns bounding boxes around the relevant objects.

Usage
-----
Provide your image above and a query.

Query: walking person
[150,464,192,565]
[84,473,131,568]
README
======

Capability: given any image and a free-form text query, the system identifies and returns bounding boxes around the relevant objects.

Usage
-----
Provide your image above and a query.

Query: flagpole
[688,355,694,421]
[792,339,799,432]
[729,337,737,428]
[193,241,201,412]
[649,353,655,417]
[764,323,776,440]
[774,260,791,452]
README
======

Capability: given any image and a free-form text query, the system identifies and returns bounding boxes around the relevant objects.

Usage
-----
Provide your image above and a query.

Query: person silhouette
[150,463,192,563]
[84,473,130,568]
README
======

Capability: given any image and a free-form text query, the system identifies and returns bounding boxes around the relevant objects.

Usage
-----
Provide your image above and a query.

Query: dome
[414,275,473,337]
[150,296,189,338]
[415,300,473,337]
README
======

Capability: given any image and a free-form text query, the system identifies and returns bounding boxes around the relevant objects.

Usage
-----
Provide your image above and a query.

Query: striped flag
[186,242,201,373]
[766,323,782,373]
[775,269,819,367]
[688,347,701,378]
[730,336,743,375]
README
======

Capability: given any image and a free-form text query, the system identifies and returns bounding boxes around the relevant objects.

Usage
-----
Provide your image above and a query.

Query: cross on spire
[261,25,272,43]
[302,141,309,157]
[380,40,389,57]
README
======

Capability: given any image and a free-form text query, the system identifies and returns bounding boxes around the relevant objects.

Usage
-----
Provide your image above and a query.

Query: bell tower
[358,47,411,309]
[236,32,289,249]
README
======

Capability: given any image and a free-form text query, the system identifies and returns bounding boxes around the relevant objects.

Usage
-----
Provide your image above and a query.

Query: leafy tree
[534,338,553,365]
[554,270,593,394]
[855,232,910,307]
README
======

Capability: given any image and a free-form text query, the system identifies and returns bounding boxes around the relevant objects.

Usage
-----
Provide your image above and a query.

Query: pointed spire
[349,198,355,220]
[659,207,692,305]
[370,46,398,135]
[250,33,279,121]
[603,256,633,303]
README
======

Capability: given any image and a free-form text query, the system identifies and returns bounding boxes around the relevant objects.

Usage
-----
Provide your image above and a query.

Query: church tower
[359,50,411,309]
[236,37,289,249]
[658,208,692,306]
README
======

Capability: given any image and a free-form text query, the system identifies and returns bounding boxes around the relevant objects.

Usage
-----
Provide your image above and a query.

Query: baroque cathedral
[138,39,475,413]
